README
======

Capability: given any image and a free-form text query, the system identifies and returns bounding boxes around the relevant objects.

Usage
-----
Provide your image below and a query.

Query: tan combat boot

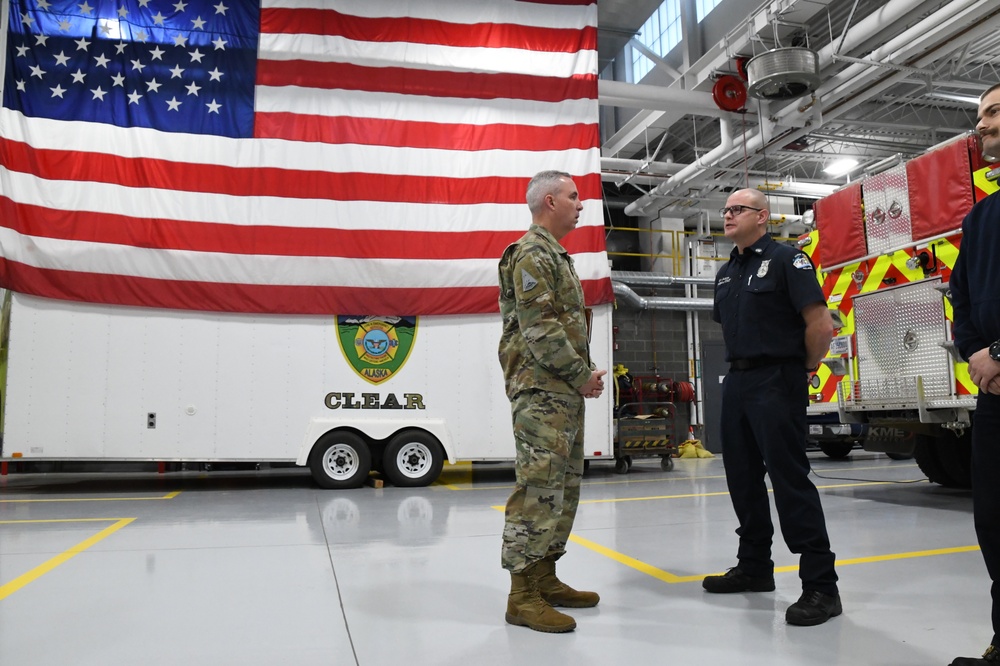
[533,557,600,608]
[505,567,577,633]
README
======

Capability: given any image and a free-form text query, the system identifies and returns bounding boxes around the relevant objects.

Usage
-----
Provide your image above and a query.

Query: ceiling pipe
[611,271,715,287]
[624,117,734,216]
[601,157,680,174]
[613,282,715,312]
[626,0,989,212]
[775,0,987,130]
[598,80,731,118]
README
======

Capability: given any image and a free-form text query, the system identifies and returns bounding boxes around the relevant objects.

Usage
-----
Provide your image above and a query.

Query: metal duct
[611,271,715,287]
[613,282,715,311]
[746,48,821,101]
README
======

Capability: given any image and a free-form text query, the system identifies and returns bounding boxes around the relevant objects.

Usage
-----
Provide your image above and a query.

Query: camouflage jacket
[497,224,593,400]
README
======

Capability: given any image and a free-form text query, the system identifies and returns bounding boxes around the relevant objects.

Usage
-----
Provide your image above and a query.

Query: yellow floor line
[568,533,981,584]
[436,462,920,491]
[0,491,181,504]
[0,517,136,601]
[577,480,904,505]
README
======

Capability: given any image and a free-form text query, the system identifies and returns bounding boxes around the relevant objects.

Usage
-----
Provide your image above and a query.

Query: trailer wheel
[614,457,629,474]
[660,455,674,471]
[383,430,444,487]
[818,440,854,459]
[310,432,372,489]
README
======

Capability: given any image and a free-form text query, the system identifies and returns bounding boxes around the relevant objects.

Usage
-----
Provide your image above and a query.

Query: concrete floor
[0,452,989,665]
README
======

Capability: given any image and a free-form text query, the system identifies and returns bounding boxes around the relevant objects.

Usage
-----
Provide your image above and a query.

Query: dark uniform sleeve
[950,208,988,361]
[784,249,826,313]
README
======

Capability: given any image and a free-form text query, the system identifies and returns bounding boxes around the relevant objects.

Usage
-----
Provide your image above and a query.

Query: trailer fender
[297,418,455,466]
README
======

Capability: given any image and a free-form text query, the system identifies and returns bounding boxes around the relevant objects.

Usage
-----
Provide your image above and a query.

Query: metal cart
[613,401,677,474]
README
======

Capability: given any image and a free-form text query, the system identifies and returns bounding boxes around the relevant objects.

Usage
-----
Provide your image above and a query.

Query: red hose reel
[712,75,747,112]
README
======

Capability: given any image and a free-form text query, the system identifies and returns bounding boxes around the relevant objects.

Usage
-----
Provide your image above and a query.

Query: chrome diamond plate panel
[851,278,951,403]
[863,164,912,255]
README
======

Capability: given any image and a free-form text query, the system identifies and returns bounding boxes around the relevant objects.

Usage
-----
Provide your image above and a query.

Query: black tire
[614,457,629,474]
[309,431,372,489]
[885,452,913,461]
[818,440,854,459]
[660,455,674,471]
[382,430,445,487]
[914,431,972,488]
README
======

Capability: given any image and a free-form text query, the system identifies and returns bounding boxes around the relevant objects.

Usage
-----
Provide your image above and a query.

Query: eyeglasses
[719,205,763,219]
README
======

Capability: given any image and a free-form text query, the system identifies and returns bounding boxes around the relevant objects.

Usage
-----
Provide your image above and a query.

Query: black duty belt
[729,356,802,371]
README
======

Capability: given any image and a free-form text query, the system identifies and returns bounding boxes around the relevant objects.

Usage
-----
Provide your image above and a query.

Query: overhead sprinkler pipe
[625,118,733,217]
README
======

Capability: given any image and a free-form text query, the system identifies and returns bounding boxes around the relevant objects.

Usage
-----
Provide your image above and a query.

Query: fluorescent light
[824,158,859,177]
[926,92,981,106]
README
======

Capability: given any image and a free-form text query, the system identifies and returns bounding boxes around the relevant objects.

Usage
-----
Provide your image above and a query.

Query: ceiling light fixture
[926,92,980,106]
[824,158,859,177]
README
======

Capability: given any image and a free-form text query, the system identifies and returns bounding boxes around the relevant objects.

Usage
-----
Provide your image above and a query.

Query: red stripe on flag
[0,259,613,315]
[256,60,596,103]
[0,197,609,258]
[254,113,599,151]
[0,138,603,204]
[261,7,597,52]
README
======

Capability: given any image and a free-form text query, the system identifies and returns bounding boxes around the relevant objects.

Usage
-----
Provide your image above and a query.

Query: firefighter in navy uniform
[947,83,1000,666]
[705,188,841,627]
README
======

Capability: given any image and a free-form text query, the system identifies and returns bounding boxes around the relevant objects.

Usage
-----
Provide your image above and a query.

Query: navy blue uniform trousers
[720,363,838,595]
[974,392,1000,645]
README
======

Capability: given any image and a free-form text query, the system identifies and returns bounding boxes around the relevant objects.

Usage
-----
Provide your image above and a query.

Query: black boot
[785,590,842,626]
[702,566,775,594]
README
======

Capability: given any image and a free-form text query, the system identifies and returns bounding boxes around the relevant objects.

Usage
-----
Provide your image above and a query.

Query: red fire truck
[801,133,999,488]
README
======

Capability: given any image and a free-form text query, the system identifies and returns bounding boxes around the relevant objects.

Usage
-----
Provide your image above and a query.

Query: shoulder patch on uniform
[521,268,539,292]
[792,253,812,270]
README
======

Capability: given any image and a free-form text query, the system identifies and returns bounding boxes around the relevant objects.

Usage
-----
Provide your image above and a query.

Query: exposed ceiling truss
[598,0,1000,227]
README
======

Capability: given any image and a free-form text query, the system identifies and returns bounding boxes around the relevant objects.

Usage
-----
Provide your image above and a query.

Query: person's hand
[968,348,1000,394]
[579,369,607,399]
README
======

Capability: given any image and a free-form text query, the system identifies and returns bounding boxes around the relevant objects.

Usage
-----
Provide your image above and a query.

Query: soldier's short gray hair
[526,170,572,215]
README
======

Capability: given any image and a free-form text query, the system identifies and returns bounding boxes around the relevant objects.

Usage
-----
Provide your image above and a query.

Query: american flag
[0,0,611,316]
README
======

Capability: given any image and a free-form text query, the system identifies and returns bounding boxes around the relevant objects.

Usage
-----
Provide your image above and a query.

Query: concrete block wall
[611,288,723,441]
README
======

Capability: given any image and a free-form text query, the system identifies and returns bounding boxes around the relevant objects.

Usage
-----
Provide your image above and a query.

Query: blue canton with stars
[4,0,259,137]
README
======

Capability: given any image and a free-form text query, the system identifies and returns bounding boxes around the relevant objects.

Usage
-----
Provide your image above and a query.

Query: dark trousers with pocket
[973,392,1000,645]
[720,363,838,595]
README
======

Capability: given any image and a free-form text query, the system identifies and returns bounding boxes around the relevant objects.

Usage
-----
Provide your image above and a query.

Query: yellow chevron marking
[956,363,977,396]
[862,255,892,292]
[933,237,960,270]
[974,168,1000,197]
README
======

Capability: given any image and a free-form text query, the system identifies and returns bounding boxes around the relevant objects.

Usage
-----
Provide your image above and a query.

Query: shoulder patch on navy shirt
[792,253,812,270]
[521,268,539,292]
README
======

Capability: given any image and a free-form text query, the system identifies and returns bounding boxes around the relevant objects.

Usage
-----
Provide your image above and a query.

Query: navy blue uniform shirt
[950,192,1000,361]
[712,234,826,362]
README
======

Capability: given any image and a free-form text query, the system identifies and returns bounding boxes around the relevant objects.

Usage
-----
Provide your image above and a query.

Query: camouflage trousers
[501,389,585,573]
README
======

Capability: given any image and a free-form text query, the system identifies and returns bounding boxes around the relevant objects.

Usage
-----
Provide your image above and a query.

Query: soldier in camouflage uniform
[497,170,607,633]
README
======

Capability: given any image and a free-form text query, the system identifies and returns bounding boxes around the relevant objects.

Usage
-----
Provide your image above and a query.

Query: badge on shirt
[756,260,770,278]
[521,269,539,292]
[792,253,812,270]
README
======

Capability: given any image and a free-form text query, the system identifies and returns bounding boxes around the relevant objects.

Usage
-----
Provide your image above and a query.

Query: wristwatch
[990,339,1000,362]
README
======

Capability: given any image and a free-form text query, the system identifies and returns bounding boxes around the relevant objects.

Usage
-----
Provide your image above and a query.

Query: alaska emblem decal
[336,316,417,384]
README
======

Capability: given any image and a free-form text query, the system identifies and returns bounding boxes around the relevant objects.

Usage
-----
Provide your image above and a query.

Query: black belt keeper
[729,356,802,371]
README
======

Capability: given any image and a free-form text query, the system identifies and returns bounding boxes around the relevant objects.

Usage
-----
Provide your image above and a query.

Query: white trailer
[0,292,613,488]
